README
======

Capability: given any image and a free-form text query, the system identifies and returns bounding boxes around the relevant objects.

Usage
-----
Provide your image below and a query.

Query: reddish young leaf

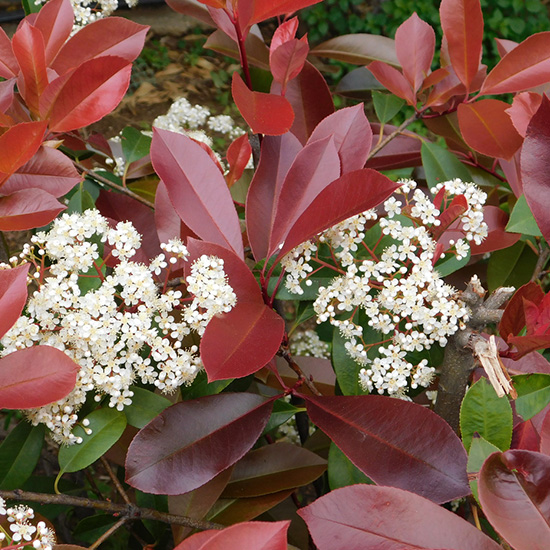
[302,394,470,503]
[479,450,550,550]
[174,521,290,550]
[395,12,435,93]
[506,92,542,137]
[12,22,48,114]
[424,66,467,110]
[267,136,340,258]
[270,38,309,91]
[0,121,47,179]
[0,262,29,340]
[33,0,74,65]
[431,195,468,241]
[51,17,149,75]
[125,393,277,494]
[270,17,299,51]
[276,169,399,260]
[457,100,523,160]
[541,410,550,455]
[481,32,550,95]
[47,56,132,132]
[1,145,81,197]
[200,302,285,381]
[272,61,334,144]
[469,205,521,255]
[512,419,541,452]
[232,72,294,136]
[299,485,501,550]
[204,29,270,71]
[500,153,523,198]
[307,104,372,173]
[248,0,322,28]
[151,128,244,257]
[226,134,251,188]
[0,27,19,78]
[495,38,518,58]
[245,133,302,260]
[522,95,550,243]
[0,80,15,117]
[440,0,483,92]
[0,188,65,231]
[368,61,415,105]
[0,346,80,409]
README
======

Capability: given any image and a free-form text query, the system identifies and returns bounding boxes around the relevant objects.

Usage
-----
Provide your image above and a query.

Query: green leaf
[487,240,538,291]
[290,302,316,332]
[435,248,471,277]
[328,442,372,490]
[21,0,41,15]
[73,514,120,543]
[121,127,152,165]
[67,187,95,214]
[58,408,127,474]
[372,91,405,124]
[467,435,500,503]
[513,373,550,420]
[124,387,171,429]
[421,141,472,189]
[263,400,305,435]
[506,195,543,237]
[0,422,45,490]
[135,490,168,539]
[181,370,233,400]
[275,275,334,301]
[460,377,513,452]
[332,329,363,396]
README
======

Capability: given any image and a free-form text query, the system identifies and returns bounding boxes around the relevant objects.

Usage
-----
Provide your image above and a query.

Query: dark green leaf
[263,400,305,435]
[421,141,471,189]
[328,442,372,490]
[435,248,471,277]
[513,373,550,420]
[487,240,537,291]
[181,370,233,400]
[121,127,152,165]
[506,195,542,236]
[67,188,95,214]
[124,387,171,429]
[467,436,500,503]
[372,92,405,124]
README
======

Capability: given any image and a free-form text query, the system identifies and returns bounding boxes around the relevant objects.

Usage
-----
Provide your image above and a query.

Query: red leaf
[506,92,542,138]
[395,13,435,93]
[270,17,298,51]
[508,335,550,359]
[200,302,285,381]
[522,95,550,243]
[440,0,483,93]
[0,121,47,178]
[481,32,550,95]
[368,61,415,105]
[0,263,29,340]
[0,346,80,409]
[307,104,372,173]
[270,39,309,91]
[248,0,322,28]
[276,169,399,260]
[12,22,48,114]
[303,394,470,503]
[267,136,340,258]
[125,393,277,494]
[151,128,244,257]
[469,205,521,255]
[431,194,468,241]
[226,134,251,188]
[479,450,550,550]
[33,0,74,65]
[298,485,501,550]
[165,0,216,27]
[0,188,65,230]
[232,72,294,136]
[245,133,302,260]
[1,145,81,197]
[457,100,523,160]
[51,17,149,75]
[512,419,541,452]
[0,27,19,78]
[541,410,550,455]
[174,521,289,550]
[495,38,518,58]
[272,61,334,144]
[46,56,132,132]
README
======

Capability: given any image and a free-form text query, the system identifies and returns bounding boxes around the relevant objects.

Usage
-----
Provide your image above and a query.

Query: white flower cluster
[36,0,138,32]
[0,210,236,444]
[282,179,488,397]
[0,499,56,550]
[289,329,330,359]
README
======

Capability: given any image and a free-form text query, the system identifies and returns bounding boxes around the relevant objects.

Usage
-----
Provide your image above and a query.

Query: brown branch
[88,517,127,550]
[0,490,223,531]
[100,456,131,506]
[74,162,154,209]
[278,348,322,396]
[531,243,550,283]
[366,112,420,162]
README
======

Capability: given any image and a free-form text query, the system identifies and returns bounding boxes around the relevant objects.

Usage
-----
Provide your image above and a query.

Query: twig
[0,233,9,263]
[531,243,550,282]
[100,456,131,506]
[366,112,419,161]
[278,348,322,397]
[88,517,127,550]
[0,490,223,531]
[73,162,154,209]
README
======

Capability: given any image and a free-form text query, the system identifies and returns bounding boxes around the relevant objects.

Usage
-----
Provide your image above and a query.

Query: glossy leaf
[487,241,537,292]
[303,394,470,503]
[125,393,276,494]
[299,484,501,550]
[420,141,471,189]
[468,206,518,256]
[0,422,45,490]
[457,100,523,160]
[507,91,542,137]
[0,262,30,340]
[121,126,151,165]
[541,410,550,455]
[512,419,541,452]
[226,134,251,188]
[440,0,483,92]
[0,346,79,409]
[479,450,550,550]
[58,408,127,473]
[310,34,399,66]
[33,0,74,65]
[328,442,371,490]
[395,13,435,94]
[460,377,513,452]
[123,388,171,429]
[270,38,309,91]
[200,302,285,381]
[481,32,550,95]
[0,27,19,78]
[372,91,405,124]
[467,435,500,502]
[232,72,294,136]
[506,194,542,236]
[46,56,132,132]
[151,128,244,257]
[248,0,322,27]
[222,442,326,498]
[368,61,415,105]
[0,121,48,178]
[514,374,550,420]
[174,521,289,550]
[204,30,270,71]
[501,283,543,342]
